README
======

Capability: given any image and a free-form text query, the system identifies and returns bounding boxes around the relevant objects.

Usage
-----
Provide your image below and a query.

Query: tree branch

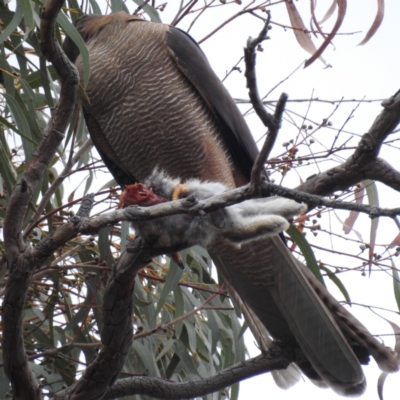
[1,0,79,397]
[244,17,288,188]
[104,347,293,400]
[244,15,275,131]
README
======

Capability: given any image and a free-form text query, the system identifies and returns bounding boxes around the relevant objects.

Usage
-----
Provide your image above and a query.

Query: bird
[117,169,307,248]
[63,11,398,396]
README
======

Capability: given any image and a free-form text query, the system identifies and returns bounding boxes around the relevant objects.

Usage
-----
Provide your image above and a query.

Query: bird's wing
[165,26,258,182]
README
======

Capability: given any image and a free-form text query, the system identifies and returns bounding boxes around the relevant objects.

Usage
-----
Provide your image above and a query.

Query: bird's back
[75,12,235,186]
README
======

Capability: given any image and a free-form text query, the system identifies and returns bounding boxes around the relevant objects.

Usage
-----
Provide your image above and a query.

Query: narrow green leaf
[121,221,129,252]
[24,324,53,346]
[173,339,199,377]
[132,0,162,23]
[66,0,83,21]
[320,265,350,302]
[131,340,160,377]
[23,178,42,225]
[181,285,202,308]
[0,133,17,194]
[391,258,400,312]
[14,88,41,140]
[39,55,55,108]
[29,362,66,392]
[205,307,219,354]
[219,331,234,369]
[57,11,90,88]
[111,0,129,13]
[98,227,111,263]
[365,180,379,275]
[19,0,34,34]
[172,285,184,336]
[64,104,80,149]
[64,281,94,331]
[0,114,26,139]
[88,0,102,15]
[86,277,104,333]
[153,261,183,318]
[183,319,197,354]
[0,7,23,44]
[230,383,240,400]
[42,287,58,346]
[0,352,10,397]
[83,170,93,195]
[26,66,58,89]
[286,224,325,286]
[155,337,175,362]
[3,93,34,161]
[10,33,28,78]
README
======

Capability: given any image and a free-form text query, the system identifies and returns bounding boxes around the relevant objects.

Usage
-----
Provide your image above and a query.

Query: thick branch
[251,92,288,186]
[244,17,288,188]
[104,349,292,400]
[1,0,78,397]
[244,15,275,130]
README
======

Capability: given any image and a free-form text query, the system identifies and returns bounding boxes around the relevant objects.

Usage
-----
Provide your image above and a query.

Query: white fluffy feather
[135,170,307,249]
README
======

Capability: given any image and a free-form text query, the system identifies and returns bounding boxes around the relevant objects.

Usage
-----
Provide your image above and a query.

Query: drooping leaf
[320,265,350,302]
[0,6,23,45]
[2,94,35,160]
[287,224,325,286]
[319,0,337,24]
[343,182,365,234]
[359,0,385,45]
[153,261,183,318]
[132,0,162,23]
[111,0,129,13]
[57,11,90,88]
[285,0,327,66]
[377,313,400,400]
[131,340,161,377]
[365,179,379,274]
[305,0,347,67]
[391,259,400,312]
[0,132,17,194]
[19,0,34,34]
[0,353,10,397]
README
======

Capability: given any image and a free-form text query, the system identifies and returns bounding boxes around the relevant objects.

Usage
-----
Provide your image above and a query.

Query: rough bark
[1,0,78,397]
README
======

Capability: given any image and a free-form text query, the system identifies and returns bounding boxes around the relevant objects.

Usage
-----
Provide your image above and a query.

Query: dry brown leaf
[377,317,400,400]
[310,0,327,39]
[389,232,400,249]
[305,0,347,67]
[319,0,337,24]
[358,0,385,45]
[343,182,365,234]
[285,0,327,65]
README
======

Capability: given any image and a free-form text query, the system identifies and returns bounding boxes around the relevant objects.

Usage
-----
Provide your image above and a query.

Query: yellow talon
[171,183,188,201]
